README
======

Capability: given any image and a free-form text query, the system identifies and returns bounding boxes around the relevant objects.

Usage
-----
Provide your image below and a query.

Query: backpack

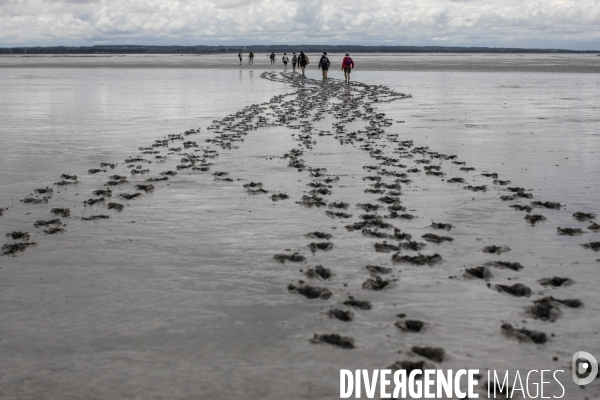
[344,57,352,67]
[305,56,310,65]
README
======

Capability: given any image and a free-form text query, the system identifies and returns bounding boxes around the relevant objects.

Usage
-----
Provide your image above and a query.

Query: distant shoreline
[2,44,599,55]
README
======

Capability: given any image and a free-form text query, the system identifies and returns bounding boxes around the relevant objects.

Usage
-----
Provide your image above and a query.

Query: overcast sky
[1,0,599,49]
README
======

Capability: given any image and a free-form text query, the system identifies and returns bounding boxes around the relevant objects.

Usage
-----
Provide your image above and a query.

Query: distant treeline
[0,45,597,55]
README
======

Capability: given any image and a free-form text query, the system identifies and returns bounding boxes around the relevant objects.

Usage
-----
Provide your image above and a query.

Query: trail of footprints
[1,72,598,376]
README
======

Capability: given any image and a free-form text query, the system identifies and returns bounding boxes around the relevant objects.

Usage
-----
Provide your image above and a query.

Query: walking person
[282,53,289,70]
[318,52,330,80]
[341,53,354,82]
[238,51,242,65]
[298,51,308,77]
[292,52,298,73]
[270,52,275,65]
[249,51,254,65]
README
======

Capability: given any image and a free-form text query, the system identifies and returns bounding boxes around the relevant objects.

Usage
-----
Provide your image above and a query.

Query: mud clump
[50,208,70,218]
[365,265,392,275]
[306,231,332,240]
[34,219,61,228]
[362,277,390,291]
[525,214,546,225]
[107,202,124,211]
[21,197,51,204]
[54,181,78,186]
[135,184,155,192]
[400,241,426,251]
[271,193,289,201]
[378,196,400,205]
[93,189,112,197]
[482,245,511,255]
[147,177,169,182]
[557,227,583,236]
[243,182,263,188]
[310,333,354,349]
[494,179,511,185]
[325,211,352,219]
[481,173,499,179]
[160,171,178,176]
[309,242,333,252]
[305,265,332,280]
[532,201,562,210]
[357,203,380,212]
[2,242,37,256]
[393,229,412,240]
[61,174,77,181]
[396,320,424,333]
[81,215,110,221]
[297,195,327,207]
[362,229,389,238]
[422,233,453,244]
[374,242,401,253]
[465,266,492,279]
[84,198,105,206]
[34,188,53,195]
[510,205,533,213]
[44,227,65,235]
[0,208,4,216]
[328,309,354,322]
[273,252,306,263]
[582,242,600,252]
[328,201,349,210]
[288,283,332,299]
[484,261,523,271]
[496,283,532,297]
[501,323,546,344]
[5,231,30,240]
[389,360,432,374]
[539,277,573,287]
[119,193,142,200]
[88,169,106,174]
[100,163,116,169]
[412,346,445,362]
[589,222,600,231]
[573,212,595,221]
[392,253,442,265]
[529,296,582,321]
[431,222,452,231]
[343,297,372,310]
[106,178,128,186]
[465,185,487,192]
[447,177,465,184]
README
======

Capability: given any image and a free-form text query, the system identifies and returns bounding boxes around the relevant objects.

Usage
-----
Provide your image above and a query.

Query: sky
[1,0,599,50]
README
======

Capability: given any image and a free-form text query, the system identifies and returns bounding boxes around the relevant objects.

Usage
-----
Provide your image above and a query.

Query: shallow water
[0,64,599,399]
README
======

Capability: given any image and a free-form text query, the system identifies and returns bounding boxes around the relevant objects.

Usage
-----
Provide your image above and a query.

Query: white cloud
[0,0,598,49]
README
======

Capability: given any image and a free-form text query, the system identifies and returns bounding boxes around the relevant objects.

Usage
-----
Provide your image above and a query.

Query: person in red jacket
[341,53,354,82]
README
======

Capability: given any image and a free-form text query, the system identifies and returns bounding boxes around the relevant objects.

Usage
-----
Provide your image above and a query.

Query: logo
[572,351,598,385]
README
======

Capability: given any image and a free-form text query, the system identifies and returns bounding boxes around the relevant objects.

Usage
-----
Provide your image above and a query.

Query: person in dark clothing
[238,51,242,65]
[318,52,331,80]
[292,52,298,73]
[341,53,355,82]
[298,51,308,77]
[270,52,275,65]
[248,51,254,64]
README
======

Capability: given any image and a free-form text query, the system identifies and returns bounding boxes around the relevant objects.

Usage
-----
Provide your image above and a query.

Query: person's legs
[324,70,328,79]
[302,66,305,77]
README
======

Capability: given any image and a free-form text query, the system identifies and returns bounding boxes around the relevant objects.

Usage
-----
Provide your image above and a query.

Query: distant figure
[249,51,254,64]
[270,52,275,65]
[292,52,298,73]
[282,53,289,71]
[318,52,331,80]
[238,51,242,65]
[341,53,354,82]
[298,51,308,77]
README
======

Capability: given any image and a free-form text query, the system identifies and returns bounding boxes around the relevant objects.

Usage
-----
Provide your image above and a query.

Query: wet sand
[1,52,599,73]
[1,61,600,399]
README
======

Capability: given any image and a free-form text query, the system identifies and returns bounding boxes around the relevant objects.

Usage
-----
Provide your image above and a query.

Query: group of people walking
[237,51,355,82]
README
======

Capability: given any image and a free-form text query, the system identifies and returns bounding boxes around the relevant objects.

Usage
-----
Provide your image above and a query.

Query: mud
[21,197,51,204]
[510,205,532,213]
[365,265,392,275]
[447,178,465,184]
[465,266,493,280]
[531,201,562,210]
[343,297,372,310]
[50,208,71,218]
[328,201,349,210]
[119,193,142,200]
[588,222,600,231]
[524,214,546,225]
[306,232,332,240]
[325,211,352,219]
[135,184,155,192]
[5,231,30,240]
[273,252,306,263]
[581,242,600,251]
[430,222,452,231]
[374,242,401,253]
[305,265,332,280]
[327,309,354,322]
[539,277,573,287]
[465,185,487,192]
[496,283,532,297]
[361,277,390,291]
[411,346,445,362]
[482,245,511,255]
[557,227,583,236]
[421,233,453,244]
[88,169,106,174]
[501,323,546,344]
[147,176,169,182]
[44,227,65,235]
[573,212,596,221]
[297,195,327,207]
[100,163,116,169]
[287,284,332,300]
[308,242,333,252]
[271,193,289,201]
[60,174,78,181]
[93,189,112,197]
[33,219,61,227]
[310,334,355,349]
[395,320,425,333]
[34,188,53,195]
[484,261,524,271]
[54,181,78,186]
[389,360,433,374]
[107,202,124,211]
[81,215,110,221]
[1,242,37,256]
[392,253,442,265]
